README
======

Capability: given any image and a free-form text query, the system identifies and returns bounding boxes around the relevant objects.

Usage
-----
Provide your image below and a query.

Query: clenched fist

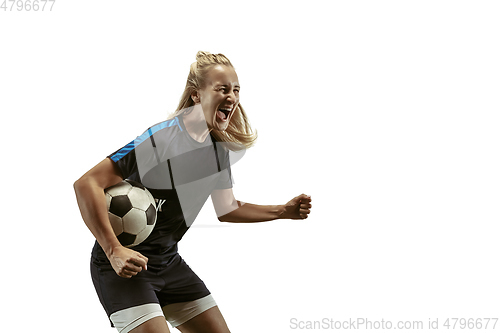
[280,194,312,220]
[107,246,149,278]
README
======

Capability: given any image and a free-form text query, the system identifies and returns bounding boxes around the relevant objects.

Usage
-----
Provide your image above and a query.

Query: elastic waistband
[91,242,180,267]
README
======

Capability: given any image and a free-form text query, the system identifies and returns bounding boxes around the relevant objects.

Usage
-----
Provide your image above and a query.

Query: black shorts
[90,252,211,323]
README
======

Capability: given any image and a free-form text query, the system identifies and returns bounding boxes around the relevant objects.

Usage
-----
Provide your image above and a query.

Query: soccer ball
[104,179,157,248]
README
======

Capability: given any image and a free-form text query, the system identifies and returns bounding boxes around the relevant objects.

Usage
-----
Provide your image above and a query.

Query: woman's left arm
[211,188,312,223]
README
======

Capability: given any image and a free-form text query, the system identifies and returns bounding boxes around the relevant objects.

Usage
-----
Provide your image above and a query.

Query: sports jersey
[91,115,233,265]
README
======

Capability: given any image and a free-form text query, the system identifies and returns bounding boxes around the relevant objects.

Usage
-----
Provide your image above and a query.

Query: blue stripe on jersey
[110,117,182,162]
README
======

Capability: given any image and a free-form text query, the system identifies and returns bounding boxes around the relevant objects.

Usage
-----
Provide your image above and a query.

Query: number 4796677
[443,318,498,330]
[1,0,56,11]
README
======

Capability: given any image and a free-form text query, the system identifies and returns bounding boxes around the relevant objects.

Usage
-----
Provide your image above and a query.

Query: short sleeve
[107,140,139,180]
[214,150,233,189]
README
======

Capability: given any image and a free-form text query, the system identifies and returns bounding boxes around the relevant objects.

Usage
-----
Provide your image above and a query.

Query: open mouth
[216,107,232,122]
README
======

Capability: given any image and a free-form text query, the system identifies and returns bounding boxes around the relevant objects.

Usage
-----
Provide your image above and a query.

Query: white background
[1,1,499,332]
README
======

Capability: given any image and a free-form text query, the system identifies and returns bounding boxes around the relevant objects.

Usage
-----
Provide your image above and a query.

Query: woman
[74,51,312,333]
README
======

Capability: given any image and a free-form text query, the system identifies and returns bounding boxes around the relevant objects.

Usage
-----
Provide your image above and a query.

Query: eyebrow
[215,84,240,88]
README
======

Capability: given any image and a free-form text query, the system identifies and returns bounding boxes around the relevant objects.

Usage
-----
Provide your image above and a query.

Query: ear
[191,90,200,104]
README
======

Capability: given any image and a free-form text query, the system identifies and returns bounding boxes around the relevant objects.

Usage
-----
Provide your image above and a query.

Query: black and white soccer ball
[104,179,157,248]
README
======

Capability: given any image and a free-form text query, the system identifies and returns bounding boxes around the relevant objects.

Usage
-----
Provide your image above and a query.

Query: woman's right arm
[74,158,148,278]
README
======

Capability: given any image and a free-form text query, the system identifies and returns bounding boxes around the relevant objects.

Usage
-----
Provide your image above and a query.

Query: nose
[227,90,237,104]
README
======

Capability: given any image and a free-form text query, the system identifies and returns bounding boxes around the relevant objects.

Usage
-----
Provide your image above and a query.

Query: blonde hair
[168,51,257,151]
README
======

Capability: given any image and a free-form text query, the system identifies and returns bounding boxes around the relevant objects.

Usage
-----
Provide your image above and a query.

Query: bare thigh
[176,306,230,333]
[129,316,171,333]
